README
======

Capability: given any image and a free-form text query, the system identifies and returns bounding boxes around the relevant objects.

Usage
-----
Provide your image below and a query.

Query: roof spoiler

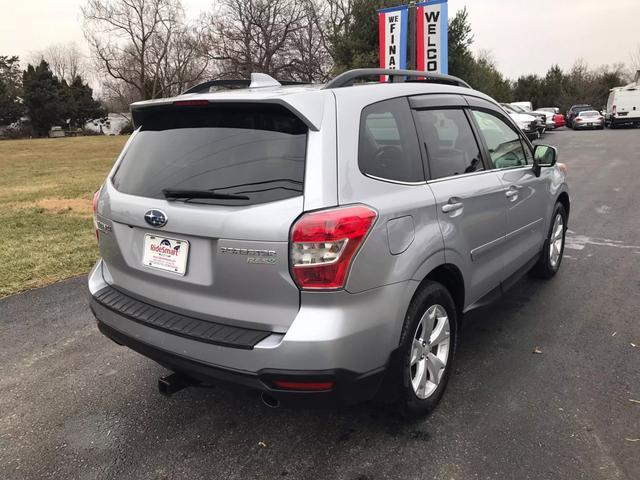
[324,68,471,89]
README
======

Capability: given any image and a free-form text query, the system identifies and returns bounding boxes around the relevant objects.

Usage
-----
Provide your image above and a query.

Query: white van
[606,84,640,128]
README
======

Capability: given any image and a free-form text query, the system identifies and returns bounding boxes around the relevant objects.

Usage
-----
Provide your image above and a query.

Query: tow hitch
[158,372,193,397]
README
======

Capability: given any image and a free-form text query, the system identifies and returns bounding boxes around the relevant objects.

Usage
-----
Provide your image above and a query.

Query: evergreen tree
[66,75,106,129]
[22,61,68,137]
[0,55,24,125]
[328,0,399,74]
[513,74,544,107]
[447,8,475,81]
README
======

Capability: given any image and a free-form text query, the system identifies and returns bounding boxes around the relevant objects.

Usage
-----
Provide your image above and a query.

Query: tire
[395,281,458,418]
[532,203,567,278]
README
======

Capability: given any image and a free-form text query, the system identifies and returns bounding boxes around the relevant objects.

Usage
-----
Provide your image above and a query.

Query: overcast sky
[2,0,639,80]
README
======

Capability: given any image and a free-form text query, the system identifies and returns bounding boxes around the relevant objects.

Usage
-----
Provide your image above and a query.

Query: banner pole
[408,1,416,70]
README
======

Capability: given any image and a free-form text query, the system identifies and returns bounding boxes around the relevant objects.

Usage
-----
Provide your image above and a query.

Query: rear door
[95,102,311,332]
[411,95,507,306]
[617,89,640,121]
[467,98,548,279]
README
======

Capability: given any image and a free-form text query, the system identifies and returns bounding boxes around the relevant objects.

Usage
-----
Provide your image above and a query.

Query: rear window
[580,111,599,117]
[112,103,307,205]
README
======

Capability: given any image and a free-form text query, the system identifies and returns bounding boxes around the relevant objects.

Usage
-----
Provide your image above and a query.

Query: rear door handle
[442,201,463,213]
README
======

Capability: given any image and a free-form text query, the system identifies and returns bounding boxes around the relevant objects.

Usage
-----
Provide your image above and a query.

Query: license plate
[142,234,189,275]
[588,122,593,126]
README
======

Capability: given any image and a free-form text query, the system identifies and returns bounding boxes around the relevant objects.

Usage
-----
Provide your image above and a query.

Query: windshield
[501,104,518,113]
[509,104,527,113]
[112,103,307,205]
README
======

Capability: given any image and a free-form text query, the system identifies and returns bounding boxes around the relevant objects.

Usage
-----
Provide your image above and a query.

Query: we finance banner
[378,5,408,74]
[416,0,448,74]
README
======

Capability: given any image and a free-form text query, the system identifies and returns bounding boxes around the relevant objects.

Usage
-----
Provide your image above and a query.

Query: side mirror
[533,144,557,176]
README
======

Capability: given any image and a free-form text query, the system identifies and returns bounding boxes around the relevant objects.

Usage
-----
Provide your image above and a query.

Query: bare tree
[289,0,332,82]
[29,42,87,83]
[629,44,640,82]
[203,0,330,81]
[82,0,208,101]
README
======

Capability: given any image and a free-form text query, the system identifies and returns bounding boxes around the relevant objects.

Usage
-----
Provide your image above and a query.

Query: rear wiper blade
[162,189,249,200]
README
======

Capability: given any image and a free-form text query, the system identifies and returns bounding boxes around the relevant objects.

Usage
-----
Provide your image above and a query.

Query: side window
[472,110,527,169]
[358,98,424,183]
[521,138,533,165]
[414,108,484,180]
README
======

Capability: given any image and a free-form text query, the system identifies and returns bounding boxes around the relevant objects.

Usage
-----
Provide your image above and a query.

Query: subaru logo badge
[144,209,168,228]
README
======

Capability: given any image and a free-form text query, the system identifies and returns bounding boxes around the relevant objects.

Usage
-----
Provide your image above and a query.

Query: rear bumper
[95,319,385,406]
[573,121,603,129]
[610,116,640,126]
[88,259,414,406]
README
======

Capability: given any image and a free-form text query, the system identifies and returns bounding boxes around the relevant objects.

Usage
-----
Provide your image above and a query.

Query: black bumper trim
[92,286,270,350]
[94,319,386,407]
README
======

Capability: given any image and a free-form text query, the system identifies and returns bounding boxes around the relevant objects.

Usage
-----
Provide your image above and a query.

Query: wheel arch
[557,191,570,221]
[414,263,465,318]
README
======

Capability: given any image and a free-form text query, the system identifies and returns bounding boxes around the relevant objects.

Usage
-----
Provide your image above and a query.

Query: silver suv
[89,69,570,416]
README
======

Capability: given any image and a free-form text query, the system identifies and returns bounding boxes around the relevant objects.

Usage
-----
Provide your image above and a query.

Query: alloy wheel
[410,304,451,399]
[549,213,564,269]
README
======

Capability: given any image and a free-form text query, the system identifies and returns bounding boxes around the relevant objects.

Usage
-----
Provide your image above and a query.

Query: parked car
[509,103,554,131]
[88,69,570,417]
[573,109,604,129]
[566,104,593,128]
[538,107,566,128]
[510,101,533,112]
[501,103,543,138]
[605,84,640,128]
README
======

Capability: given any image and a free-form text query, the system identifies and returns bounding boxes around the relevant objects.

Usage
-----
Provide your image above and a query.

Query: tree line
[0,56,105,137]
[1,0,637,137]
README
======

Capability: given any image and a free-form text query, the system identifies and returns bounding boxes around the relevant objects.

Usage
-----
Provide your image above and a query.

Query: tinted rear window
[112,104,307,205]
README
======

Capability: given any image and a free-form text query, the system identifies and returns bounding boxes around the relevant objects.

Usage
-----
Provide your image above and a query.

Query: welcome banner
[416,0,448,74]
[378,5,409,75]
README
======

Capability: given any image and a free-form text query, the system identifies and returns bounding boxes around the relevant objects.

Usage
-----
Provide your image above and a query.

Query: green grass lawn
[0,136,127,297]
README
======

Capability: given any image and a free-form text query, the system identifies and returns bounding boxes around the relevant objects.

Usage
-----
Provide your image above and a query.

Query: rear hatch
[96,102,308,332]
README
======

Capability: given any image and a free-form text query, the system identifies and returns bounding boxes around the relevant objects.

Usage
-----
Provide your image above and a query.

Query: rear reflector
[273,381,335,391]
[290,205,377,290]
[173,100,210,107]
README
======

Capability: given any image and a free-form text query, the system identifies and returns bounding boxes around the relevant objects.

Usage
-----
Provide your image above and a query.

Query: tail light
[612,105,617,115]
[290,205,377,290]
[92,187,102,241]
[575,118,583,122]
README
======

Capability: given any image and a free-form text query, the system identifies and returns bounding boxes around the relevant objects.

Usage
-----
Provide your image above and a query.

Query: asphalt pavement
[1,127,639,480]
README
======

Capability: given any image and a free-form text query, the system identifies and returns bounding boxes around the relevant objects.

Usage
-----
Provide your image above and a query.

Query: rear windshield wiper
[162,188,249,200]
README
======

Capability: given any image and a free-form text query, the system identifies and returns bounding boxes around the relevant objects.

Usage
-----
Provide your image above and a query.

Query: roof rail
[324,68,471,89]
[182,76,310,94]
